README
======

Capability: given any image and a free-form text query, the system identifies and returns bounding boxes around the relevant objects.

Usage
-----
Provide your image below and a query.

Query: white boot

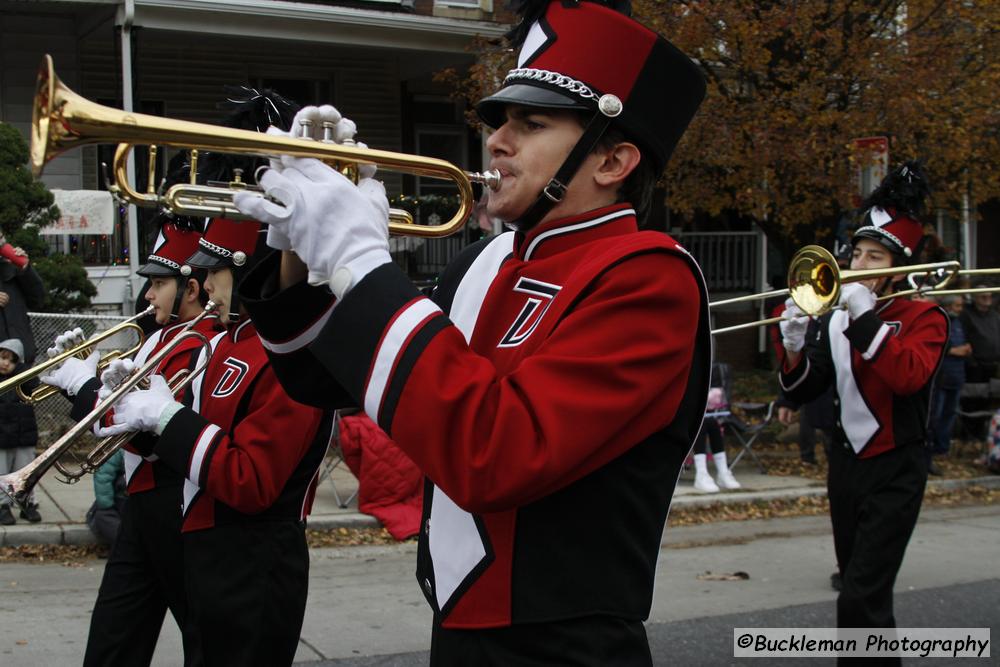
[693,454,719,493]
[713,451,741,490]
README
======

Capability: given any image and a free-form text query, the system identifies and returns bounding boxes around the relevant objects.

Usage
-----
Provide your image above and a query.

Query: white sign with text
[46,190,116,235]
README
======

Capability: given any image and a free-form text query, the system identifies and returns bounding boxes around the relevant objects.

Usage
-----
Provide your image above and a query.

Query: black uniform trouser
[182,520,309,667]
[430,614,652,666]
[84,486,191,667]
[827,441,926,657]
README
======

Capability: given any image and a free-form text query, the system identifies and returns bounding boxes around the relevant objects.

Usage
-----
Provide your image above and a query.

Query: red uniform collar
[512,203,637,261]
[225,317,258,343]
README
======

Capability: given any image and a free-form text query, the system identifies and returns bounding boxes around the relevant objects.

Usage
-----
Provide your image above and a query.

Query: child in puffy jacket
[0,338,41,524]
[86,449,127,546]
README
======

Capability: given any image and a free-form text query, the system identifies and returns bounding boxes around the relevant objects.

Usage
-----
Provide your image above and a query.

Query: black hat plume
[860,160,932,219]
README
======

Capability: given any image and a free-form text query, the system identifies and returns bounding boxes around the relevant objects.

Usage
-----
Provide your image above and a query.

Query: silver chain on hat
[504,68,600,102]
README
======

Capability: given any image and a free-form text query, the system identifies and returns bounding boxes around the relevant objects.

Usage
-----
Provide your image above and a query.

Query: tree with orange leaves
[439,1,999,256]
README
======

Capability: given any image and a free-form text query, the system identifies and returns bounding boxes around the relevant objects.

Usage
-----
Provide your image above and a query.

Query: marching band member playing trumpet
[779,162,948,646]
[236,1,710,663]
[42,222,221,666]
[97,216,333,667]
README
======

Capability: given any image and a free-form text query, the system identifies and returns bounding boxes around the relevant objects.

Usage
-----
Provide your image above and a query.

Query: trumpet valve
[298,118,314,140]
[321,121,339,144]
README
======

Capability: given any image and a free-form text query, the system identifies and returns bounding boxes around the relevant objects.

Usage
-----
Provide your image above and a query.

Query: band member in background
[779,162,947,644]
[97,216,333,667]
[236,1,710,663]
[42,222,219,666]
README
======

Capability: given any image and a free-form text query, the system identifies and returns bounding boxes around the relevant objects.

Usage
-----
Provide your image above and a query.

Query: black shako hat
[477,0,706,174]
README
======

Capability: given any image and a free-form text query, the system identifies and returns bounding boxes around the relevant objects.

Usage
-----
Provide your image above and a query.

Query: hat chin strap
[510,111,613,232]
[169,276,186,321]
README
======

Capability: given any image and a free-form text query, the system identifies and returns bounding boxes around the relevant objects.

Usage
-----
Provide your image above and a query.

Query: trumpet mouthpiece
[467,169,502,191]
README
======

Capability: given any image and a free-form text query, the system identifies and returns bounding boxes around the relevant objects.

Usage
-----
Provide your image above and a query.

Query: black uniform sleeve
[69,377,101,421]
[239,252,356,410]
[779,313,835,404]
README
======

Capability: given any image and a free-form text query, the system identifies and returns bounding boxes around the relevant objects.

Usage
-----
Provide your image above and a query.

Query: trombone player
[779,162,948,643]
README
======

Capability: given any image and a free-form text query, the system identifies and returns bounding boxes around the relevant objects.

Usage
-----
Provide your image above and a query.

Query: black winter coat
[0,363,38,449]
[0,261,45,366]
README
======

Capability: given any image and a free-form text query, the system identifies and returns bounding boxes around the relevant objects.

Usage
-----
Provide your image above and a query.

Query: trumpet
[711,245,961,335]
[0,306,153,403]
[0,303,216,509]
[33,55,501,238]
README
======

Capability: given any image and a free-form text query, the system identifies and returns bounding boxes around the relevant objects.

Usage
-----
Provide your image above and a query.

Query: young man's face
[204,268,234,324]
[145,277,179,325]
[0,350,16,375]
[851,238,898,292]
[484,105,589,225]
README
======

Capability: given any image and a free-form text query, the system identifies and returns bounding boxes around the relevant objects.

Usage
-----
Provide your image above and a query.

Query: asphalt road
[0,504,995,666]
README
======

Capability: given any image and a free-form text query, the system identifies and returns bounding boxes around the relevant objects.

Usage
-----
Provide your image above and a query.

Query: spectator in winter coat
[0,244,45,366]
[928,295,972,475]
[0,338,41,524]
[87,449,128,546]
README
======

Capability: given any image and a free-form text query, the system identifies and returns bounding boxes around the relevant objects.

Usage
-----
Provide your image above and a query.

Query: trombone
[32,55,501,238]
[0,305,153,403]
[0,303,216,509]
[710,245,961,335]
[907,267,1000,297]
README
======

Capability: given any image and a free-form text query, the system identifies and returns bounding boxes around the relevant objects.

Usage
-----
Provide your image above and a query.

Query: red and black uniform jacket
[71,314,223,494]
[241,203,712,629]
[779,297,948,458]
[148,319,333,533]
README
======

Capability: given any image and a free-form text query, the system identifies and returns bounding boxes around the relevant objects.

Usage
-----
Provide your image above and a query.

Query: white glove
[98,358,136,401]
[40,350,99,396]
[839,283,876,320]
[234,156,390,298]
[260,106,375,251]
[46,327,86,358]
[779,299,809,353]
[95,375,181,437]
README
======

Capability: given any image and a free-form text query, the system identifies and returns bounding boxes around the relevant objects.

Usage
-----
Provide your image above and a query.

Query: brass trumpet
[32,55,501,238]
[0,303,216,509]
[0,306,153,403]
[711,245,961,335]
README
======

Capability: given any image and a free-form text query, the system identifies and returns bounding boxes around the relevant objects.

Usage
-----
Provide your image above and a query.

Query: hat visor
[476,83,591,129]
[186,247,229,270]
[137,261,180,278]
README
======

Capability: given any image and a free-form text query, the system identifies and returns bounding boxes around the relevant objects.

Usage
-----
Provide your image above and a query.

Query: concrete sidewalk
[2,456,997,547]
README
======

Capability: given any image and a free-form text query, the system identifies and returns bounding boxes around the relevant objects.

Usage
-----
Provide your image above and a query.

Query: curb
[2,477,996,548]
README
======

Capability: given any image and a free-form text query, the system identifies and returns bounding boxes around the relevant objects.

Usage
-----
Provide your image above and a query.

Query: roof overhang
[119,0,508,52]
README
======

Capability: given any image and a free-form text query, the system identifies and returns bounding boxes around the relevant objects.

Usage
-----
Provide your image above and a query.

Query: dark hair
[574,113,657,222]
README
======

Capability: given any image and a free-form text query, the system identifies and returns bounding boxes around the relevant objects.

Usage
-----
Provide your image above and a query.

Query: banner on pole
[851,136,889,208]
[45,190,116,235]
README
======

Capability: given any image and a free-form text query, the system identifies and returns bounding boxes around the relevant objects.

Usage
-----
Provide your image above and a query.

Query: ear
[593,141,641,188]
[183,278,200,302]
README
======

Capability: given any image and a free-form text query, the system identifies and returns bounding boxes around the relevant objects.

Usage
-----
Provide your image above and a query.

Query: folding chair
[317,410,359,509]
[708,362,775,473]
[723,400,775,473]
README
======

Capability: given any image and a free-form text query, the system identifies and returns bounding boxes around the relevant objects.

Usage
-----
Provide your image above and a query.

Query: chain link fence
[26,311,137,448]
